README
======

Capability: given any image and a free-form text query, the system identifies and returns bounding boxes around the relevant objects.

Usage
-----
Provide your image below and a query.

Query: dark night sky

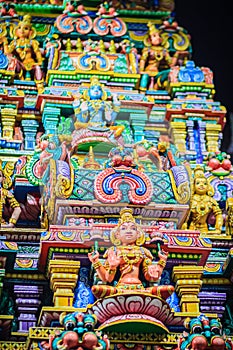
[174,0,233,152]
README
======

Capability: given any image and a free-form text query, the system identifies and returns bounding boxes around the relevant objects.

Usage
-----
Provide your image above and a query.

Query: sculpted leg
[91,285,118,298]
[148,285,175,300]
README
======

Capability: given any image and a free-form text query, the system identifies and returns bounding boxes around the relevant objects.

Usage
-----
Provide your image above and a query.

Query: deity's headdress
[147,21,159,36]
[193,165,205,179]
[144,21,161,47]
[13,15,36,39]
[110,208,146,246]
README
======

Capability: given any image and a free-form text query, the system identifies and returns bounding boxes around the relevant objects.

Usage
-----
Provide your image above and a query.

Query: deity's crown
[147,21,159,36]
[193,165,205,178]
[90,76,102,87]
[18,15,32,28]
[118,208,135,225]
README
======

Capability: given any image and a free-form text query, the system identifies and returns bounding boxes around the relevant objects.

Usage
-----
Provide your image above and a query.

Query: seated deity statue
[1,15,44,93]
[182,170,223,234]
[0,162,21,228]
[73,76,124,138]
[88,208,174,300]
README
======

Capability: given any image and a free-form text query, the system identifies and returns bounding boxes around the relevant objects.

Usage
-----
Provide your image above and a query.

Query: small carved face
[89,85,103,100]
[16,24,31,38]
[195,177,208,195]
[150,32,162,46]
[116,222,139,245]
[0,171,3,184]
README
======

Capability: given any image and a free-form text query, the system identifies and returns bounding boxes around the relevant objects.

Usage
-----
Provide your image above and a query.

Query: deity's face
[16,24,31,39]
[195,177,208,195]
[116,222,139,245]
[89,85,103,100]
[150,32,162,46]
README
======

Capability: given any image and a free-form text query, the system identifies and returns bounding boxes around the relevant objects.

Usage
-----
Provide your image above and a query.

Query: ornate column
[186,120,195,151]
[130,113,147,142]
[0,107,17,140]
[205,123,221,153]
[48,260,80,307]
[21,118,39,150]
[42,105,60,135]
[14,285,43,332]
[198,120,207,152]
[199,291,226,318]
[169,121,187,153]
[172,266,203,313]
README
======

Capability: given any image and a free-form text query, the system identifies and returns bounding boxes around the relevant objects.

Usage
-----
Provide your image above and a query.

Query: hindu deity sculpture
[139,22,176,89]
[88,208,174,300]
[73,76,124,138]
[140,22,175,73]
[0,161,21,228]
[1,15,44,93]
[182,169,223,234]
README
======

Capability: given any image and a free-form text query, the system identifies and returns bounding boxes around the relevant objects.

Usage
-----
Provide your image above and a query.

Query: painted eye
[211,327,221,335]
[65,321,75,330]
[193,326,202,334]
[85,323,94,331]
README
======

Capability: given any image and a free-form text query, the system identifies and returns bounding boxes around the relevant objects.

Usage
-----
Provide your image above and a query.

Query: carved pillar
[42,105,60,135]
[205,123,221,153]
[14,285,43,332]
[130,113,147,142]
[169,121,187,153]
[198,121,207,152]
[21,118,39,150]
[0,107,17,140]
[199,291,226,318]
[186,120,195,151]
[48,260,80,307]
[172,266,203,313]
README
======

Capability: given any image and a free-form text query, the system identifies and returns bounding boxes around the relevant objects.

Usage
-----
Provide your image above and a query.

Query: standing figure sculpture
[182,171,223,234]
[88,208,174,300]
[0,161,21,228]
[139,22,176,89]
[2,15,44,93]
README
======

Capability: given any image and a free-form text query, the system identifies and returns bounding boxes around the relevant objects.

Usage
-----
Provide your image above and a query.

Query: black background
[174,0,233,153]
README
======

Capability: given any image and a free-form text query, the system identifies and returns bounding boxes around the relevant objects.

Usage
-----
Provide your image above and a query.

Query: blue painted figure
[73,76,121,133]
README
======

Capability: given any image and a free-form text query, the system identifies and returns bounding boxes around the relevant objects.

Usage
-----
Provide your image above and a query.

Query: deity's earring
[207,184,214,196]
[30,28,36,39]
[83,89,90,101]
[135,228,145,246]
[101,89,108,101]
[110,228,121,246]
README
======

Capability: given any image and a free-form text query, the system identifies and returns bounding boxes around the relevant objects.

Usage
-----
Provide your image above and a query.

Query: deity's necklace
[151,47,164,61]
[195,195,211,216]
[120,246,141,265]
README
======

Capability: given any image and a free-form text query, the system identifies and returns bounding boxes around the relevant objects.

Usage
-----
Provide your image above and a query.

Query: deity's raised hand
[107,249,120,270]
[88,250,99,264]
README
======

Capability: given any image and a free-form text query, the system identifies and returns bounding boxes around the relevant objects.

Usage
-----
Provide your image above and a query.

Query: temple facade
[0,1,233,349]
